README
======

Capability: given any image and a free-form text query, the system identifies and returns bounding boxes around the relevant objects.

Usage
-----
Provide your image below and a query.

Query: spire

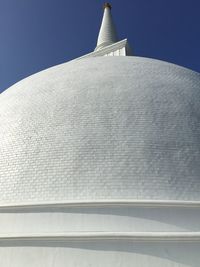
[95,3,118,51]
[75,3,133,59]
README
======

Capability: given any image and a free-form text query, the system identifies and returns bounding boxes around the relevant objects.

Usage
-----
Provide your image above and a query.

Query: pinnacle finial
[103,3,112,9]
[95,2,118,51]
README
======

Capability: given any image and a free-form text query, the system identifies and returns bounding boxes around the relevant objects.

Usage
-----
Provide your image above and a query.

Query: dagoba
[0,3,200,266]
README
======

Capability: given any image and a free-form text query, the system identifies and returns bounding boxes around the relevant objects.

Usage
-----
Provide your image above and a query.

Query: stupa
[0,3,200,266]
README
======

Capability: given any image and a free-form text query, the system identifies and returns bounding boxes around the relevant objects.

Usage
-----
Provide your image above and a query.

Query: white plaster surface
[78,39,132,59]
[0,56,200,204]
[1,206,200,234]
[0,56,200,266]
[0,242,199,267]
[95,6,118,50]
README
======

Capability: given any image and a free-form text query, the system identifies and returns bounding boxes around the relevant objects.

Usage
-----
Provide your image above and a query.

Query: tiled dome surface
[0,56,200,204]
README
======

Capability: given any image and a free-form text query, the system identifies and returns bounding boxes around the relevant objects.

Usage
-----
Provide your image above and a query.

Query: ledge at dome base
[1,200,200,210]
[0,232,200,242]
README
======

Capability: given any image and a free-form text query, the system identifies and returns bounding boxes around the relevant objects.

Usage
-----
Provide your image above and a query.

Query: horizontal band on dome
[0,232,200,242]
[0,199,200,210]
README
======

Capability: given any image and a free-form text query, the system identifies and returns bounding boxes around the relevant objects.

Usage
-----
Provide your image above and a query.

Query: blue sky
[0,0,200,93]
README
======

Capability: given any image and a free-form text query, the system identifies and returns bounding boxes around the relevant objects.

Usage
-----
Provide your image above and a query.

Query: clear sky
[0,0,200,93]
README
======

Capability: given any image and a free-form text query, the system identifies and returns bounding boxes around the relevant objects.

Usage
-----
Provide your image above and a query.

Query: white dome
[0,56,200,204]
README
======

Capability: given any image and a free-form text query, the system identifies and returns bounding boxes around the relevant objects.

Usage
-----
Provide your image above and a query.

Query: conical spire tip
[103,3,112,10]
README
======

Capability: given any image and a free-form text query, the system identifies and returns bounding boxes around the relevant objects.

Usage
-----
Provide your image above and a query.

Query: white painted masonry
[95,3,118,51]
[0,57,200,203]
[0,56,200,266]
[0,3,200,267]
